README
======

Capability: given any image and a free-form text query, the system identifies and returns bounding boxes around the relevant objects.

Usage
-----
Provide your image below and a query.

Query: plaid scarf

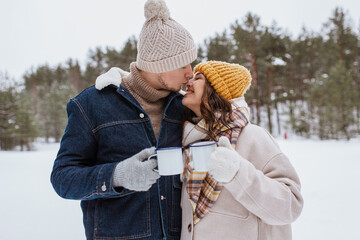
[183,99,250,224]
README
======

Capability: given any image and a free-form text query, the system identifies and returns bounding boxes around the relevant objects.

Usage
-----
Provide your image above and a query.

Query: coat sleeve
[224,126,304,225]
[50,99,125,200]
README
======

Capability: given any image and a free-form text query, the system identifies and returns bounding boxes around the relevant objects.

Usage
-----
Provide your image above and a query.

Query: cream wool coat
[181,123,304,240]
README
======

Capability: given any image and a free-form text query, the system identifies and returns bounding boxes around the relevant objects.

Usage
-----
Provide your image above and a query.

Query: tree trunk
[69,65,82,93]
[275,99,281,136]
[266,66,272,134]
[250,51,261,125]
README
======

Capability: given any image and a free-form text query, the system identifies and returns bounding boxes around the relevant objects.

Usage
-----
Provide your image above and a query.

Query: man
[50,0,197,239]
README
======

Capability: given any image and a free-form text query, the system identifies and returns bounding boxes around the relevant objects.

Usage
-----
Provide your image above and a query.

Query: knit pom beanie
[136,0,197,73]
[194,61,252,100]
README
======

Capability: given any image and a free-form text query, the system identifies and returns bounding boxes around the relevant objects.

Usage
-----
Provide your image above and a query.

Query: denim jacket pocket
[94,191,151,239]
[94,121,152,163]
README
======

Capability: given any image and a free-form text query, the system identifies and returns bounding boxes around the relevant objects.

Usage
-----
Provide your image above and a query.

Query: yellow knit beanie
[193,61,252,100]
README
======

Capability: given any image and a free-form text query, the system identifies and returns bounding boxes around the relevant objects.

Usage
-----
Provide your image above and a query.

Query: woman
[180,61,303,240]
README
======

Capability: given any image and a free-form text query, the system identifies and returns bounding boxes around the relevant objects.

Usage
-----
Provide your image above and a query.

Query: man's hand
[112,147,160,191]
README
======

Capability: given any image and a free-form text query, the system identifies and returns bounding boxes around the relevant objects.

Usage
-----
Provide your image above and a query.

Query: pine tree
[356,23,360,133]
[104,36,138,72]
[328,61,357,139]
[40,81,76,142]
[193,45,206,67]
[83,47,106,87]
[323,7,358,68]
[14,91,39,150]
[117,36,138,71]
[231,13,263,125]
[307,60,356,139]
[0,72,18,150]
[259,22,287,134]
[67,59,83,93]
[205,30,234,62]
[286,28,324,136]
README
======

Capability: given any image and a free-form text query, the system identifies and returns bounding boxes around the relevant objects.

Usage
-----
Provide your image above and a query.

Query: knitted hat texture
[136,0,197,73]
[194,61,252,100]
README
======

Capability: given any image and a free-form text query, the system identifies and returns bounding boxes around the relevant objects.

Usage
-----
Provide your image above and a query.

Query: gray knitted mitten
[112,147,160,191]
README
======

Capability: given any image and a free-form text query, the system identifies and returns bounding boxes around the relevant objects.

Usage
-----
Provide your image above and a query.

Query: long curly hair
[183,77,233,140]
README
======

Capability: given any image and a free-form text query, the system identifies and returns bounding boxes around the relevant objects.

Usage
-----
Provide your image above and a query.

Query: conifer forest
[1,7,359,150]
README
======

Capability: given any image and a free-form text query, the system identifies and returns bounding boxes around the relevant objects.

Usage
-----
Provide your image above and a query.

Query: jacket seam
[72,98,97,139]
[257,217,261,240]
[93,119,149,133]
[261,152,284,171]
[95,232,150,240]
[162,93,182,116]
[164,117,182,124]
[207,210,250,220]
[82,190,98,200]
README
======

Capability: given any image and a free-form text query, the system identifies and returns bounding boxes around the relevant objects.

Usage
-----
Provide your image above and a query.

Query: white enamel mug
[147,147,183,176]
[189,141,217,171]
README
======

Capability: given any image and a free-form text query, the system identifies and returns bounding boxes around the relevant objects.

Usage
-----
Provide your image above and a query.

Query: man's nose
[184,65,193,78]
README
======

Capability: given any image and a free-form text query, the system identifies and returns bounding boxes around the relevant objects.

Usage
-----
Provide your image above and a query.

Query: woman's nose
[186,79,194,87]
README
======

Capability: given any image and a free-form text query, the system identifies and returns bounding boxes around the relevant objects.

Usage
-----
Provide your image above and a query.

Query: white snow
[272,57,287,66]
[279,139,360,240]
[0,138,360,240]
[0,142,84,240]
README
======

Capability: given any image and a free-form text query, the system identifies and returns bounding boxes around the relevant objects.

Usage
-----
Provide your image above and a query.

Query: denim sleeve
[50,99,127,200]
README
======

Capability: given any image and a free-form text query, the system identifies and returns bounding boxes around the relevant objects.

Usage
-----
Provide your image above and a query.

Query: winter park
[1,0,360,239]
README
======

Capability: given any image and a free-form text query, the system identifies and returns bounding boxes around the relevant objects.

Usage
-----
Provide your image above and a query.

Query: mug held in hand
[147,147,183,176]
[189,141,217,171]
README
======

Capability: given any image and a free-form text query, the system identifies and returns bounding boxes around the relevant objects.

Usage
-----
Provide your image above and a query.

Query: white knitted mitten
[208,136,241,183]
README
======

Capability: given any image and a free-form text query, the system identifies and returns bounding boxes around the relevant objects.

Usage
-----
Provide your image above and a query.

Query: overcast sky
[1,0,359,80]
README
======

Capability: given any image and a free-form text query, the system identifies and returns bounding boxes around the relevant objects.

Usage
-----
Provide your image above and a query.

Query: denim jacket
[51,84,184,240]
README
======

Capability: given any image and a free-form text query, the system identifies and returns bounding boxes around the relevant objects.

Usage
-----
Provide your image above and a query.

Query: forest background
[1,7,360,150]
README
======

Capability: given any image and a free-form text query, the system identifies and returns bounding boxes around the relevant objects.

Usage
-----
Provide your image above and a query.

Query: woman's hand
[208,136,242,183]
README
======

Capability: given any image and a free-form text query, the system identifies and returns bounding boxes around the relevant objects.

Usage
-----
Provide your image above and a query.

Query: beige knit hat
[136,0,197,73]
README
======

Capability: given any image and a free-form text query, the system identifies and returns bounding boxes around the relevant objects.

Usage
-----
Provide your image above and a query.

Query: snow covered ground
[0,138,359,240]
[279,139,360,240]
